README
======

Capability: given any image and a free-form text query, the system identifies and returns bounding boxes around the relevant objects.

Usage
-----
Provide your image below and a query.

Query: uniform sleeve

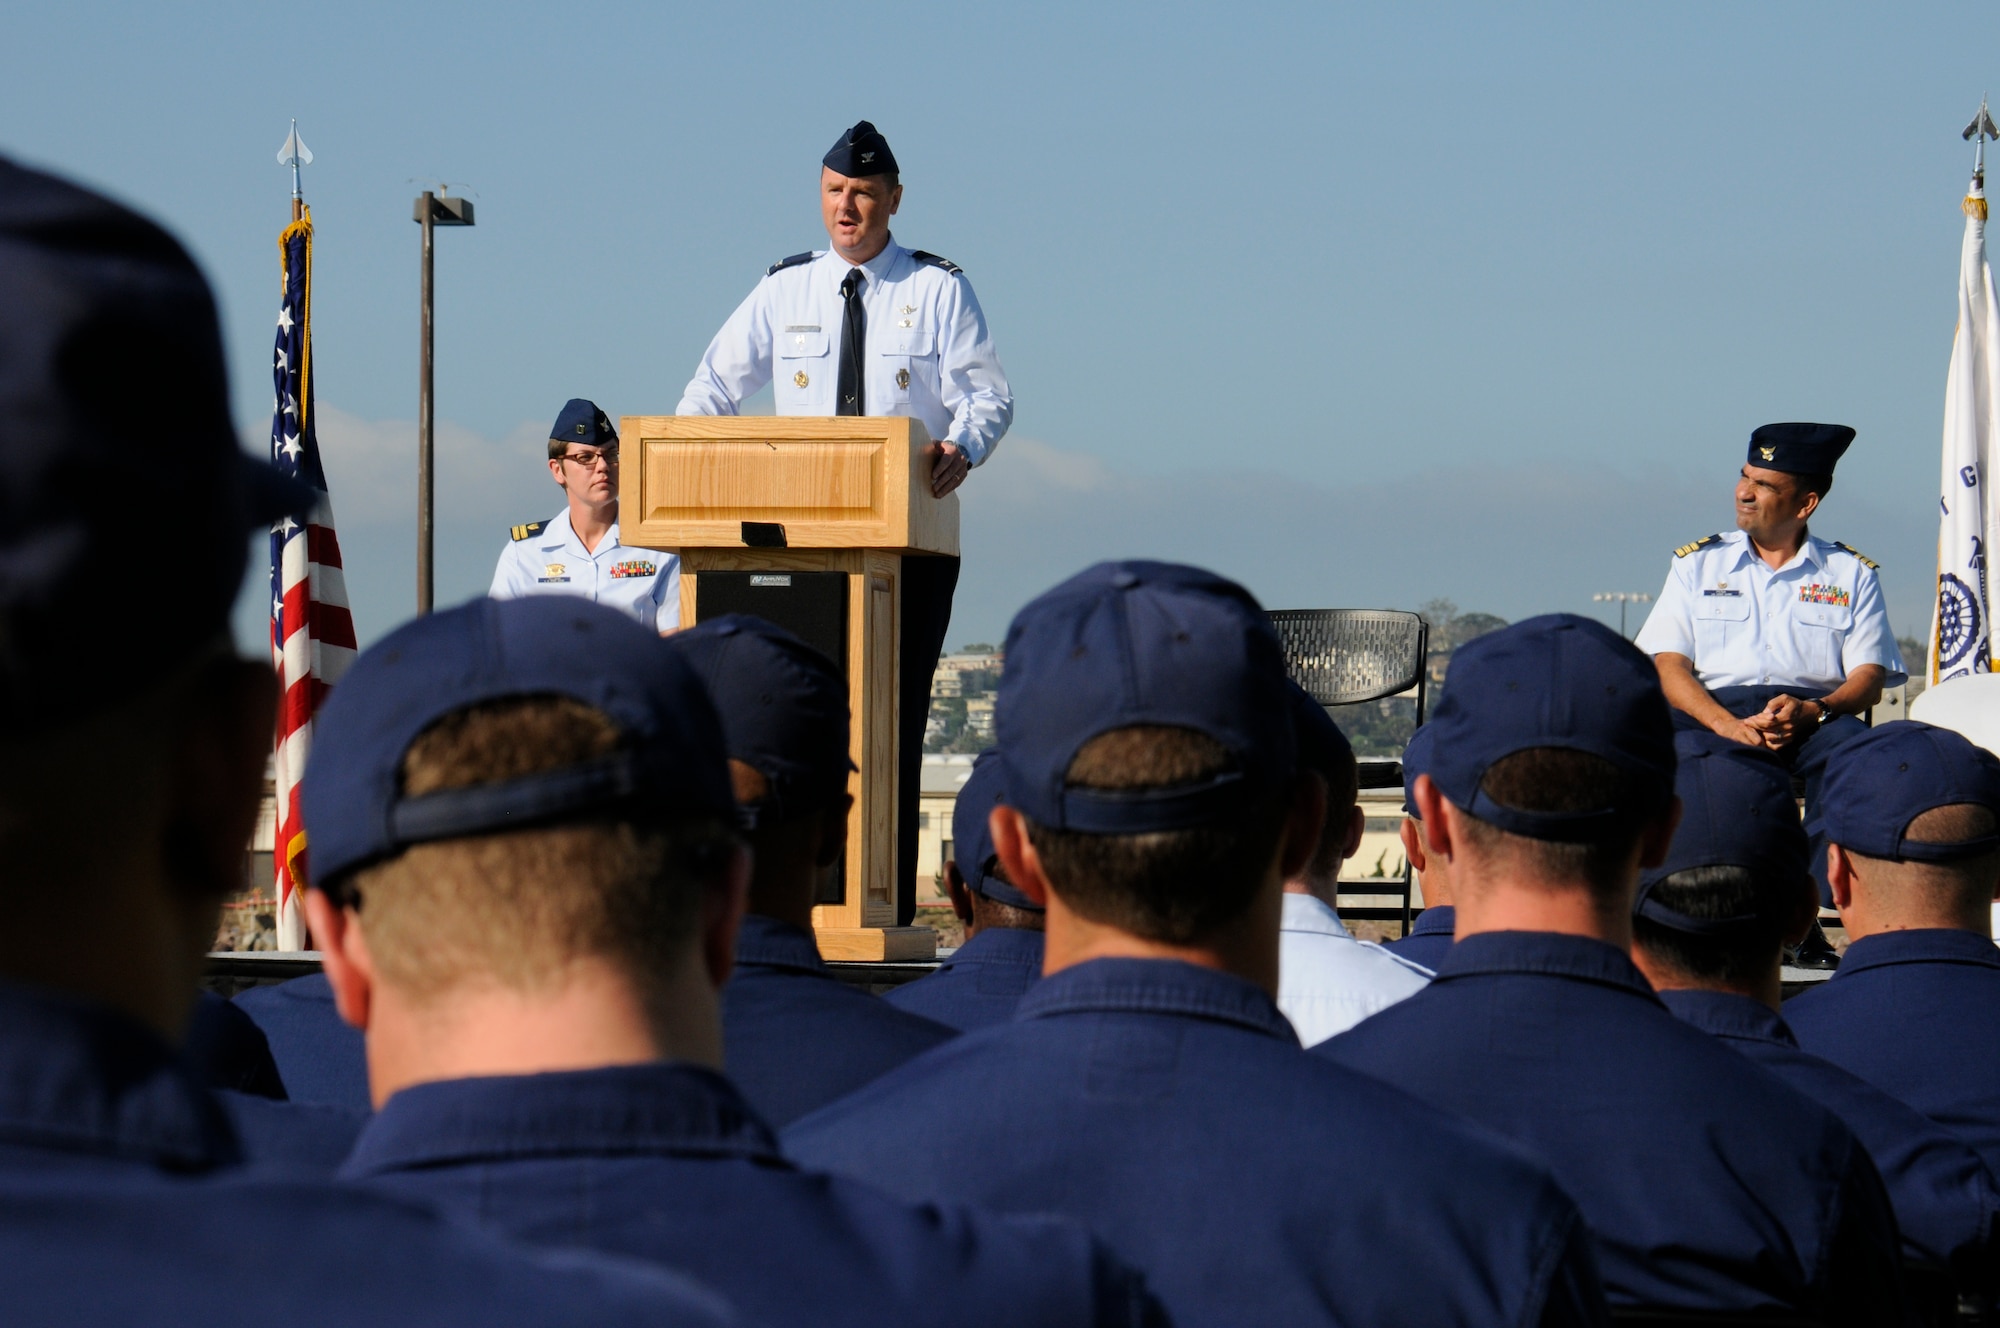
[489,542,529,600]
[1631,560,1696,659]
[676,279,776,416]
[1818,1144,1912,1328]
[653,554,683,633]
[934,274,1012,467]
[1840,566,1907,683]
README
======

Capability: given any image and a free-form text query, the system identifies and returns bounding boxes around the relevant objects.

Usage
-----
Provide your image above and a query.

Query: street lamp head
[412,193,475,226]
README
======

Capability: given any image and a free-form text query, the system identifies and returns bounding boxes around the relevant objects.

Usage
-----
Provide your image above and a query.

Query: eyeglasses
[561,449,619,470]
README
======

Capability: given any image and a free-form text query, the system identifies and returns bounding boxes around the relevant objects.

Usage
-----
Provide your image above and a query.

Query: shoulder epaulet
[1673,533,1722,559]
[1833,541,1880,570]
[909,249,963,276]
[765,251,816,277]
[510,520,548,542]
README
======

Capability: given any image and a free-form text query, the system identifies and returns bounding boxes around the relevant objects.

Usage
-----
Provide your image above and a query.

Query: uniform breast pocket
[775,329,829,406]
[1695,594,1752,623]
[1692,592,1750,656]
[879,325,936,404]
[1792,601,1852,677]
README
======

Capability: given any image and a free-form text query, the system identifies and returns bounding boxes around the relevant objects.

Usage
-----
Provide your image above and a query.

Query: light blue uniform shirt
[1276,893,1431,1047]
[1633,530,1904,691]
[488,509,680,633]
[676,238,1012,466]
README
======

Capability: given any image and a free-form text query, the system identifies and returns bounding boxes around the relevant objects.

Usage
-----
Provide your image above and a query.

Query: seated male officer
[884,750,1047,1030]
[667,616,954,1125]
[1319,614,1906,1321]
[0,154,732,1328]
[787,561,1608,1328]
[489,399,680,631]
[232,966,369,1109]
[307,597,1160,1328]
[1786,721,2000,1181]
[1275,682,1429,1045]
[1633,736,2000,1301]
[1383,724,1456,971]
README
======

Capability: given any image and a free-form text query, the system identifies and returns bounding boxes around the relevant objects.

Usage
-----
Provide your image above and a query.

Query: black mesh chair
[1266,609,1429,933]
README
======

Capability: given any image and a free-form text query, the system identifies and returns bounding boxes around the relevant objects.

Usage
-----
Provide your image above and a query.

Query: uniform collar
[1280,891,1353,939]
[827,236,906,291]
[0,981,238,1171]
[340,1062,780,1178]
[1015,957,1296,1041]
[1725,528,1826,576]
[1833,928,2000,978]
[548,506,620,559]
[1409,904,1456,937]
[734,913,827,975]
[946,926,1045,968]
[1433,930,1663,1003]
[1657,987,1795,1046]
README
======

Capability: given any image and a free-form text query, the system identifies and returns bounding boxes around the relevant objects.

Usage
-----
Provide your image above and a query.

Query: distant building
[917,754,977,903]
[964,695,995,739]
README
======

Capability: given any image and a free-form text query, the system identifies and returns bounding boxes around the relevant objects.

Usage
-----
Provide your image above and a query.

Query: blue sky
[3,2,1995,649]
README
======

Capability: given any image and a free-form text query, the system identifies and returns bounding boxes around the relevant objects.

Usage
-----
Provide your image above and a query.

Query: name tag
[1701,588,1741,597]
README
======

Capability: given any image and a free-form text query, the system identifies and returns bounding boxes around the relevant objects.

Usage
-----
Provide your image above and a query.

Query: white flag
[1931,173,2000,683]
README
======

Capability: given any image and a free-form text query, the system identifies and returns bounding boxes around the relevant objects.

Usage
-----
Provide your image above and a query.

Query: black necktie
[838,268,866,416]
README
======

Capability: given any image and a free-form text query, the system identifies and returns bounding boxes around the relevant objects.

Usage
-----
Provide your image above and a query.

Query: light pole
[1593,591,1653,639]
[413,190,475,614]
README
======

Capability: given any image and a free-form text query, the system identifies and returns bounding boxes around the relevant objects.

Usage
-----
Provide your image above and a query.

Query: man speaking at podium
[677,120,1012,924]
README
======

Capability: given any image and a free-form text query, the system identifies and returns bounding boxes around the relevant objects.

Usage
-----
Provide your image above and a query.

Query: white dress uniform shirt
[676,238,1012,465]
[488,509,681,633]
[1275,893,1432,1047]
[1632,530,1905,690]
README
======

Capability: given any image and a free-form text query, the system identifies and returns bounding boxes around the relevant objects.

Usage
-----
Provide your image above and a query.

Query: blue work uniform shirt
[1787,929,2000,1182]
[488,509,680,633]
[1319,931,1906,1321]
[342,1062,1165,1328]
[786,957,1609,1328]
[1382,902,1454,971]
[233,972,370,1111]
[1662,987,2000,1293]
[0,980,736,1328]
[215,1089,367,1176]
[721,914,956,1126]
[882,925,1044,1031]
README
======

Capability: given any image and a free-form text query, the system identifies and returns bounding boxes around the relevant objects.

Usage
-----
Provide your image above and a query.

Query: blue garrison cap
[1401,724,1436,816]
[1288,680,1354,787]
[302,597,734,887]
[823,121,899,178]
[1425,613,1677,842]
[1633,735,1809,936]
[1819,720,2000,863]
[1746,422,1854,479]
[952,750,1040,912]
[997,560,1296,834]
[0,156,312,731]
[667,614,853,822]
[551,398,616,449]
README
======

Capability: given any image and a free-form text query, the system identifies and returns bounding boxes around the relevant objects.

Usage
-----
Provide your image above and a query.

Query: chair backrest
[1267,609,1428,707]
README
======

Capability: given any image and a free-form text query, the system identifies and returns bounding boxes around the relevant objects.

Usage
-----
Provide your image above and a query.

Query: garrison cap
[0,156,312,731]
[667,613,854,822]
[997,560,1296,834]
[1425,613,1676,842]
[952,749,1040,912]
[1401,723,1436,816]
[823,121,898,179]
[1746,422,1854,479]
[551,398,616,448]
[302,597,733,887]
[1633,735,1810,937]
[1819,720,2000,863]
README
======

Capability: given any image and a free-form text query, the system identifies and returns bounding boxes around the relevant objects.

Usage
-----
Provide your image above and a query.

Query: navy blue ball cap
[301,597,734,887]
[951,749,1040,912]
[1401,724,1436,816]
[1288,680,1354,785]
[1746,422,1854,479]
[551,399,616,449]
[823,121,899,179]
[1633,735,1809,936]
[1425,613,1676,842]
[665,614,853,821]
[1819,720,2000,863]
[996,560,1296,834]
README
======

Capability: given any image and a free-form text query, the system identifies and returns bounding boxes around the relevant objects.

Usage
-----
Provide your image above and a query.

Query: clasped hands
[1715,694,1819,752]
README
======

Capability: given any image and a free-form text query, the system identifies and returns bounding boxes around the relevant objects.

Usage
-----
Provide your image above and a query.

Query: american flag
[269,211,356,950]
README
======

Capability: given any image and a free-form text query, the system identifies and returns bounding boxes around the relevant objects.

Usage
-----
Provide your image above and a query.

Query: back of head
[996,561,1298,944]
[1288,681,1357,879]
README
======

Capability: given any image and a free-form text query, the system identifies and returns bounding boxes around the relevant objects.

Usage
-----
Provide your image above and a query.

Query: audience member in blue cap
[305,596,1164,1328]
[787,561,1608,1328]
[0,154,737,1328]
[1381,723,1456,969]
[1319,613,1907,1322]
[1787,721,2000,1182]
[885,750,1048,1030]
[1634,734,2000,1304]
[1273,682,1429,1045]
[231,964,370,1110]
[667,615,954,1126]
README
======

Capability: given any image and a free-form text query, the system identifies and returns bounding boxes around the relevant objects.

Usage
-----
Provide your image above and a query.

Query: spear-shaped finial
[277,120,313,219]
[1964,96,1998,181]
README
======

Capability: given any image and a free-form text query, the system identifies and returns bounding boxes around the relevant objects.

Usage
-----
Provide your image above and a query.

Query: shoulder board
[510,520,548,542]
[1833,541,1880,570]
[909,249,963,276]
[765,251,817,277]
[1673,533,1722,559]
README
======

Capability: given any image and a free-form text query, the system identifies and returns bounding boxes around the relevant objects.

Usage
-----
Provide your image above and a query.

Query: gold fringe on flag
[1966,194,1989,221]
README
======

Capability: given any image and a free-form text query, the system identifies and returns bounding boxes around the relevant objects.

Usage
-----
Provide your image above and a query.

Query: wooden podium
[619,415,953,961]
